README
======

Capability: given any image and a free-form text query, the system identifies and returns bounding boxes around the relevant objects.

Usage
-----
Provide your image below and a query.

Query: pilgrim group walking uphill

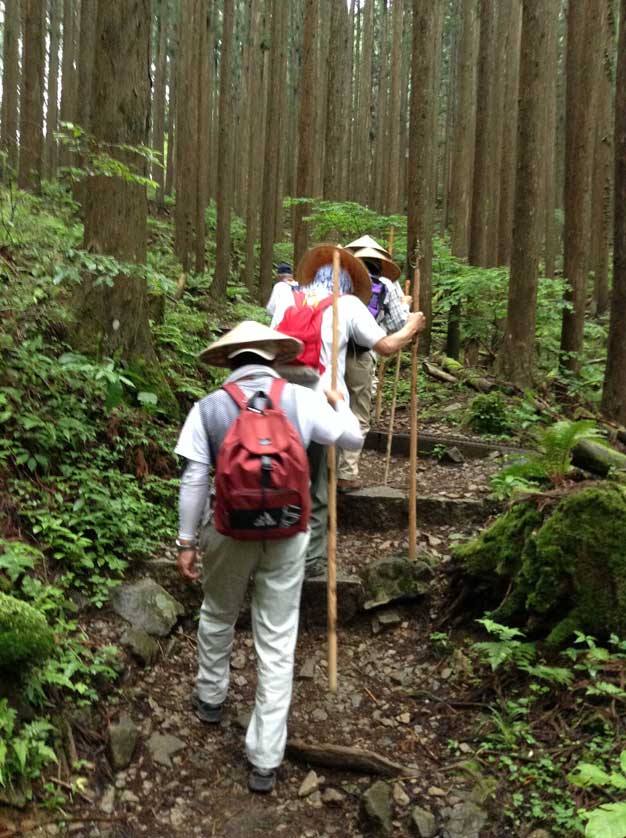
[175,240,426,794]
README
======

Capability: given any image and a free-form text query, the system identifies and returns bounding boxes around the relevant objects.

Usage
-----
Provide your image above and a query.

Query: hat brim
[295,244,372,304]
[199,321,304,368]
[344,235,393,260]
[350,246,402,281]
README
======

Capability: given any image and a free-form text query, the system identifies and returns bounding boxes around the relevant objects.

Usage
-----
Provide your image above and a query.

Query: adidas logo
[254,511,278,528]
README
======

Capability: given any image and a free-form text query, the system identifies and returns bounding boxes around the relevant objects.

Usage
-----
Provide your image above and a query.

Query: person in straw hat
[174,320,363,794]
[275,244,425,576]
[336,235,413,491]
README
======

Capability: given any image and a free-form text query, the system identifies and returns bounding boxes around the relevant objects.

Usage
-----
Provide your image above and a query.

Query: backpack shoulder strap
[221,382,248,410]
[268,378,286,409]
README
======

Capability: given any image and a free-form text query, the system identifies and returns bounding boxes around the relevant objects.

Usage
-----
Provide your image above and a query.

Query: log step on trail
[365,429,529,461]
[286,739,415,777]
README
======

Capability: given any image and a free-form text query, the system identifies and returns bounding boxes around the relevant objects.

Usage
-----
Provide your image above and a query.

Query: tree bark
[212,0,235,295]
[259,0,287,302]
[76,0,95,132]
[324,0,348,201]
[74,0,161,374]
[152,0,168,205]
[559,1,604,372]
[601,0,626,423]
[590,0,615,317]
[164,28,177,198]
[59,0,78,168]
[406,0,441,354]
[542,0,559,278]
[293,0,318,268]
[194,0,211,274]
[19,0,45,191]
[44,0,62,178]
[441,0,460,235]
[1,0,20,172]
[371,0,389,211]
[356,0,374,205]
[498,0,549,385]
[385,0,404,213]
[468,0,497,267]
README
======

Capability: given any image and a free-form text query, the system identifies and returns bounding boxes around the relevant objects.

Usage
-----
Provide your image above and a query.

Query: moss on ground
[455,484,626,643]
[0,592,55,669]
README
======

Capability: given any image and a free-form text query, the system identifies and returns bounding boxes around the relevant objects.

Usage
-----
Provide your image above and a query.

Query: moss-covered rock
[453,484,626,644]
[0,592,55,669]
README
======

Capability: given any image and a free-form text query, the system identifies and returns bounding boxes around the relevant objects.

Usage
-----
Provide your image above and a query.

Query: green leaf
[620,751,626,776]
[584,802,626,838]
[569,763,614,788]
[137,391,158,406]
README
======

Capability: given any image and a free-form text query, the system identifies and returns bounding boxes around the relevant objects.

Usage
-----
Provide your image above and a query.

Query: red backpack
[276,292,335,374]
[213,379,311,541]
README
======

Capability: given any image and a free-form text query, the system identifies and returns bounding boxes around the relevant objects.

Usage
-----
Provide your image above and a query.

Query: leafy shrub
[464,392,512,435]
[0,592,55,669]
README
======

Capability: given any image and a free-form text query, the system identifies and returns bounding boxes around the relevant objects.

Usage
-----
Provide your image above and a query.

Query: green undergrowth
[0,181,265,797]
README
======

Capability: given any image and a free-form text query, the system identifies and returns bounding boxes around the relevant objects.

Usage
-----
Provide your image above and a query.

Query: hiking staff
[383,279,411,485]
[373,227,395,425]
[408,263,421,562]
[327,248,341,693]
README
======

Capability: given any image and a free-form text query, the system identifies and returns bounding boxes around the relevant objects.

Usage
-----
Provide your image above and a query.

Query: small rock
[361,557,430,610]
[120,790,139,804]
[231,653,246,670]
[410,805,436,838]
[398,712,411,724]
[459,743,471,754]
[440,447,465,465]
[233,674,247,687]
[360,780,393,835]
[527,831,552,838]
[299,770,321,798]
[235,710,251,731]
[120,626,159,666]
[307,790,323,807]
[442,800,488,838]
[312,708,328,722]
[371,608,402,634]
[427,786,446,797]
[111,578,184,637]
[441,667,452,680]
[100,786,116,815]
[146,733,185,767]
[322,787,345,806]
[393,783,410,806]
[298,657,317,679]
[109,714,139,770]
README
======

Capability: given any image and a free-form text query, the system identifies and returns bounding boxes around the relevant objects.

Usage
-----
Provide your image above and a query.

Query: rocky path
[24,449,509,838]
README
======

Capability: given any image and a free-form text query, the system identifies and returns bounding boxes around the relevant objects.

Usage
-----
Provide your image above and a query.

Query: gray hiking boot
[191,691,223,724]
[248,766,277,794]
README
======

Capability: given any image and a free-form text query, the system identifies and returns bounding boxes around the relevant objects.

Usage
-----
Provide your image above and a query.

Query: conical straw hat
[351,246,402,281]
[199,320,303,367]
[295,244,372,304]
[344,234,392,259]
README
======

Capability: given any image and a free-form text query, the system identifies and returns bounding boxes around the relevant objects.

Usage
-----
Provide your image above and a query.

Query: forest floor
[5,445,522,838]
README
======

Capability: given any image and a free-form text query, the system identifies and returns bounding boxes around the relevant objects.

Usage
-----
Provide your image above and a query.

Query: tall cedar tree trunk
[399,15,412,210]
[542,0,560,278]
[72,0,96,203]
[590,1,615,316]
[324,0,347,200]
[313,0,330,199]
[243,0,265,291]
[343,0,356,199]
[1,0,20,171]
[59,0,77,168]
[75,0,159,368]
[385,0,404,213]
[174,0,200,272]
[273,3,289,242]
[496,0,522,266]
[152,0,168,205]
[469,0,496,267]
[237,0,254,221]
[293,0,318,269]
[559,2,604,372]
[601,0,626,422]
[371,0,389,211]
[349,3,361,198]
[498,0,549,385]
[213,0,234,295]
[19,0,45,191]
[259,0,287,302]
[407,0,440,354]
[356,0,374,205]
[45,0,61,177]
[488,0,512,264]
[441,1,460,235]
[446,0,478,359]
[194,0,211,274]
[165,32,177,197]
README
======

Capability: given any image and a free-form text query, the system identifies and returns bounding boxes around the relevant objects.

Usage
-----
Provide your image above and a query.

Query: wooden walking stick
[383,280,411,485]
[408,264,421,562]
[373,227,395,425]
[327,248,341,694]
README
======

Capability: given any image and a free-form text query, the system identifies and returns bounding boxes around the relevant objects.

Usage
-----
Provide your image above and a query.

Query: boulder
[298,770,322,798]
[361,557,431,610]
[110,578,184,637]
[146,732,186,767]
[360,780,393,835]
[109,714,139,770]
[410,806,437,838]
[120,626,159,666]
[442,800,488,838]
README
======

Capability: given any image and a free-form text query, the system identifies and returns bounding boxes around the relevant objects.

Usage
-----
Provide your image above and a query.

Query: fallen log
[422,360,457,384]
[572,439,626,477]
[286,739,412,777]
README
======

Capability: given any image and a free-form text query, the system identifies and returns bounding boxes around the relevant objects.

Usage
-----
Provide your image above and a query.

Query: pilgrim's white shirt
[266,282,296,328]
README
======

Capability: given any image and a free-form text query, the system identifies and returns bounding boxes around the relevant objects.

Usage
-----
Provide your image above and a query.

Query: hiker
[174,320,363,794]
[275,244,426,576]
[337,236,412,492]
[266,262,297,328]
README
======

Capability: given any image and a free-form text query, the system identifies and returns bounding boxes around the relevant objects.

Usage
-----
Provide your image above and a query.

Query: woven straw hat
[351,246,402,281]
[295,244,372,304]
[199,320,303,367]
[344,234,393,259]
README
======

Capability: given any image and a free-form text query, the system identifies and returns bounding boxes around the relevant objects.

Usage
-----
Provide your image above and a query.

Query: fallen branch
[286,739,411,777]
[422,360,457,385]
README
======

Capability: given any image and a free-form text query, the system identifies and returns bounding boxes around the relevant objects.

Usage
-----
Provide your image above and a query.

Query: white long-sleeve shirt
[175,364,363,540]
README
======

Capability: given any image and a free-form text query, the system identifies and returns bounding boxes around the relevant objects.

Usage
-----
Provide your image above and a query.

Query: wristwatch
[175,538,196,551]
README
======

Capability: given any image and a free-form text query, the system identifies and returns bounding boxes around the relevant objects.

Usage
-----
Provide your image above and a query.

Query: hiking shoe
[248,766,277,794]
[191,691,223,724]
[337,478,361,493]
[304,561,326,580]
